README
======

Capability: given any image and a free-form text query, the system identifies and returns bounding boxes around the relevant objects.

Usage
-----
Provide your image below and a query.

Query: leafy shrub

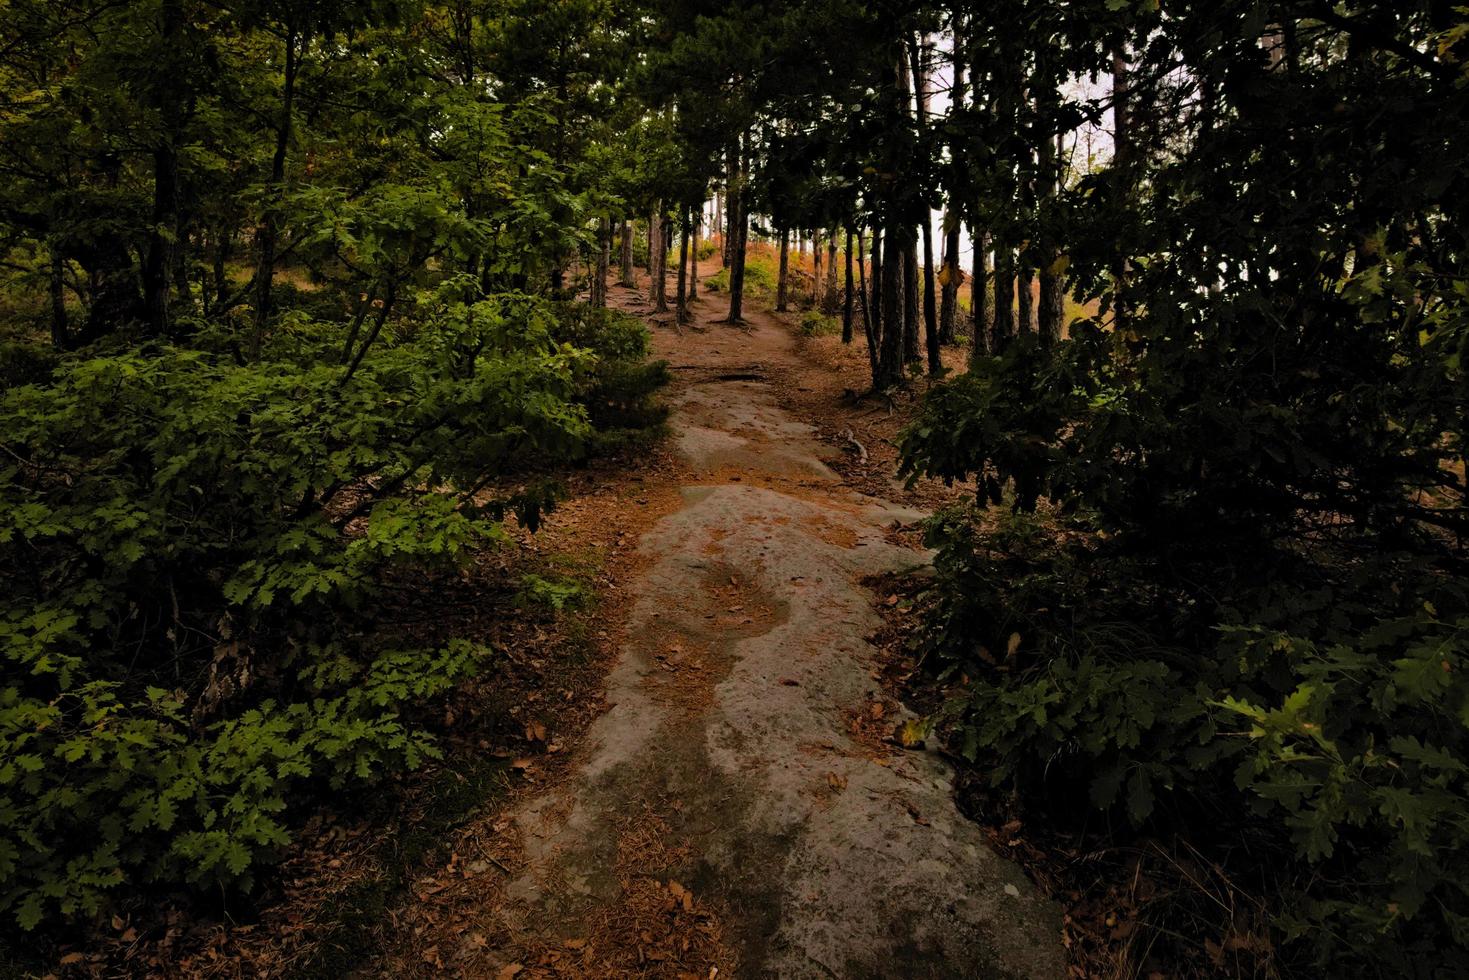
[516,574,587,612]
[0,341,58,390]
[799,311,839,337]
[550,303,669,448]
[0,291,661,929]
[902,327,1469,972]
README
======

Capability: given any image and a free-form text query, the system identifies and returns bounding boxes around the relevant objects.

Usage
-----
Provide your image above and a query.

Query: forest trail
[468,282,1064,979]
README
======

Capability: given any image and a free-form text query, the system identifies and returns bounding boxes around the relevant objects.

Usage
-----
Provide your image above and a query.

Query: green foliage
[550,303,670,448]
[799,311,840,337]
[0,291,663,929]
[517,574,588,612]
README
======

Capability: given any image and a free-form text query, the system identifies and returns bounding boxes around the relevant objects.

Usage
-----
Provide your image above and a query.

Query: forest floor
[359,278,1064,979]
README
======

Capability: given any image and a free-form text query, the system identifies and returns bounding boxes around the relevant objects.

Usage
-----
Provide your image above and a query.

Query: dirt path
[456,285,1063,979]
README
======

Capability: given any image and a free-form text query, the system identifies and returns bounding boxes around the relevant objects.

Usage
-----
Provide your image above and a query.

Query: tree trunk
[878,220,906,389]
[714,191,726,267]
[252,24,299,360]
[592,217,610,307]
[619,218,634,285]
[909,32,941,373]
[870,227,884,349]
[651,202,668,313]
[777,228,790,311]
[993,245,1015,352]
[1038,130,1065,346]
[691,206,700,296]
[824,233,839,313]
[857,229,878,382]
[921,217,940,373]
[676,208,690,322]
[812,231,823,308]
[1018,266,1035,333]
[939,9,966,346]
[842,228,854,343]
[1111,39,1131,331]
[970,229,990,363]
[727,143,748,322]
[903,235,920,365]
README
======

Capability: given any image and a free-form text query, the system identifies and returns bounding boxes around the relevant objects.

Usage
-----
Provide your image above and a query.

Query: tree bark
[651,202,668,313]
[857,229,878,383]
[691,205,700,297]
[903,235,920,365]
[592,217,610,307]
[1111,39,1131,331]
[812,230,822,308]
[777,228,790,311]
[939,9,966,346]
[842,227,854,343]
[870,227,884,350]
[726,141,749,322]
[824,233,839,313]
[993,245,1015,352]
[970,229,990,363]
[1018,266,1034,333]
[619,218,634,285]
[676,208,690,321]
[1038,130,1065,346]
[878,220,906,389]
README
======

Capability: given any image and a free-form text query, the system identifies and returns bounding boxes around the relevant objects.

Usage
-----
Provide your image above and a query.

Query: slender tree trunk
[1038,130,1065,345]
[714,191,725,266]
[592,217,610,307]
[619,218,634,285]
[939,9,966,346]
[691,205,700,297]
[878,219,906,389]
[857,229,878,382]
[903,234,920,365]
[777,229,790,311]
[676,208,690,321]
[812,230,823,308]
[651,202,668,313]
[870,227,884,350]
[824,234,839,313]
[727,141,748,322]
[1111,39,1131,331]
[842,227,855,343]
[909,33,940,372]
[993,245,1015,352]
[970,229,991,363]
[252,24,299,360]
[1018,267,1034,333]
[723,154,736,268]
[921,217,940,373]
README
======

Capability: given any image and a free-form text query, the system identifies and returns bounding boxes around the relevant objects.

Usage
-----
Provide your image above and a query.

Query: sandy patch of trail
[455,286,1063,979]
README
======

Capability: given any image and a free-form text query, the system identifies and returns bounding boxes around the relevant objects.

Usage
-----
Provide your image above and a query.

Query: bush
[901,329,1469,973]
[550,303,669,448]
[0,291,662,929]
[798,311,840,337]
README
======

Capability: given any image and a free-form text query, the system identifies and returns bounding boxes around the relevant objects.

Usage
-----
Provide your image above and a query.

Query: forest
[1,0,1467,976]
